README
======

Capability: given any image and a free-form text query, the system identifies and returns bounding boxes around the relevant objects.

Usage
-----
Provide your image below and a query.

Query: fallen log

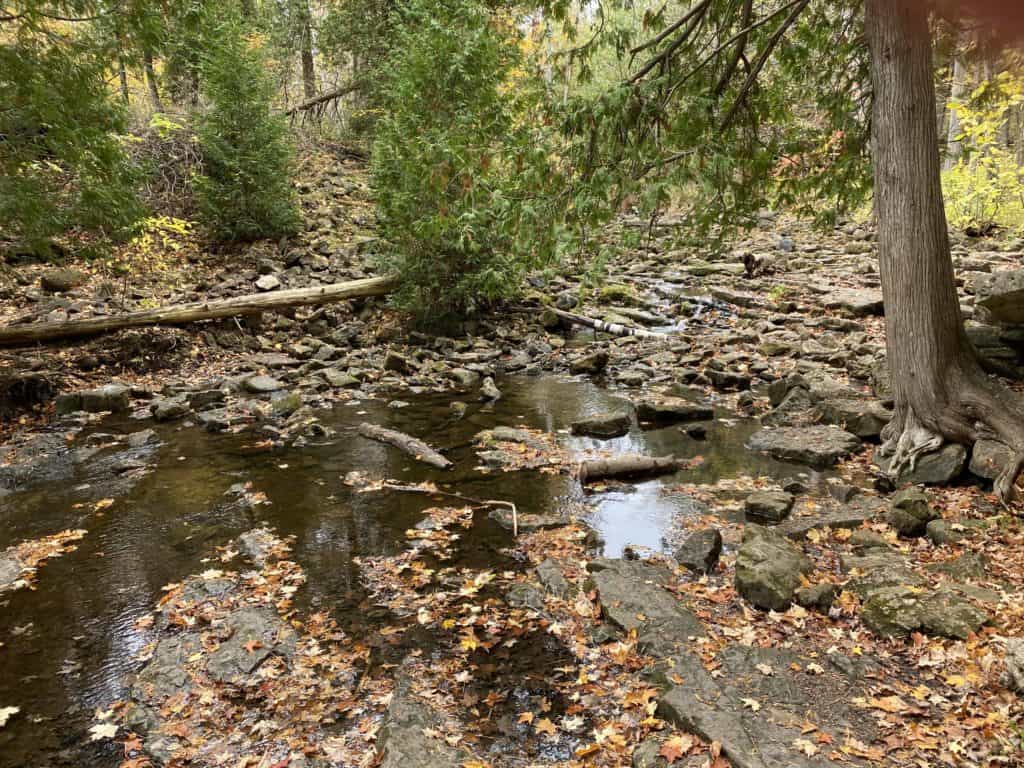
[283,81,364,116]
[0,276,398,347]
[577,454,680,483]
[546,307,669,339]
[357,423,453,470]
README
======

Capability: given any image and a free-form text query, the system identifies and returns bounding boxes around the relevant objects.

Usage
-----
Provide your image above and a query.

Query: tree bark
[299,0,317,100]
[866,0,1024,503]
[943,38,968,171]
[143,49,163,112]
[0,276,397,347]
[577,454,681,483]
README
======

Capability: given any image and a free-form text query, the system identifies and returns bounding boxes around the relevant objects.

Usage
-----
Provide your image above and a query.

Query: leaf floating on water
[88,722,118,741]
[0,706,19,728]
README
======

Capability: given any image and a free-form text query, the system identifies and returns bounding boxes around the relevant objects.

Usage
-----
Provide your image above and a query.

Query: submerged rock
[378,671,472,768]
[571,410,632,438]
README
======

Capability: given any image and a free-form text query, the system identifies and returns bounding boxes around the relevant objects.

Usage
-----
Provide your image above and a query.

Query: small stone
[255,274,281,291]
[571,411,631,439]
[243,375,284,394]
[849,529,889,550]
[570,350,610,376]
[41,268,88,293]
[926,519,955,545]
[480,376,502,401]
[323,369,360,389]
[795,582,838,613]
[674,529,722,575]
[887,487,938,538]
[75,384,130,414]
[383,350,416,374]
[744,490,794,524]
[151,396,189,422]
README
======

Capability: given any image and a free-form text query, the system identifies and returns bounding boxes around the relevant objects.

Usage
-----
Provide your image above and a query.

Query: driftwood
[0,276,397,347]
[578,454,680,483]
[547,307,668,339]
[357,423,453,470]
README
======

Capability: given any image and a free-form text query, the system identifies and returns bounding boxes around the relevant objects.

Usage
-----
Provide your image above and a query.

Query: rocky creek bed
[1,156,1024,766]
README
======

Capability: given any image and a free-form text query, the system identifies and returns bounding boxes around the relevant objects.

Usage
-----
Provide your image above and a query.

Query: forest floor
[1,146,1023,768]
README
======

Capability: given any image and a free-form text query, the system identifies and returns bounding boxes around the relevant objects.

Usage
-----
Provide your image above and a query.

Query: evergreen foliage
[372,0,564,317]
[0,3,142,257]
[195,12,299,242]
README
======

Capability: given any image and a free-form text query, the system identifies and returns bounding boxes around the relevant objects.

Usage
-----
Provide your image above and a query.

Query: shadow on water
[0,375,832,767]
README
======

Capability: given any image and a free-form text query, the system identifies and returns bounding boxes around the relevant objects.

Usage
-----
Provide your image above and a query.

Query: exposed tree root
[879,364,1024,507]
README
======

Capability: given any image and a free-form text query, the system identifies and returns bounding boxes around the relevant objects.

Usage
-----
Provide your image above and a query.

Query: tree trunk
[118,48,130,104]
[943,38,968,171]
[143,49,163,112]
[866,0,1024,503]
[299,0,317,101]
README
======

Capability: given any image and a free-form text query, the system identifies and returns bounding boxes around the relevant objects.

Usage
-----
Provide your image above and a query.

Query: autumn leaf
[740,698,761,712]
[89,722,119,741]
[0,706,19,728]
[534,717,557,737]
[659,734,695,763]
[517,711,534,725]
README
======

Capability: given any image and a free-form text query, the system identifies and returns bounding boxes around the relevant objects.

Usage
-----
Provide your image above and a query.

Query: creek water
[0,375,834,767]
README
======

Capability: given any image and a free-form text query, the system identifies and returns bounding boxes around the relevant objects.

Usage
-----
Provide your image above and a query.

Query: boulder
[862,587,988,640]
[674,529,723,574]
[151,396,189,422]
[480,376,502,401]
[734,525,813,611]
[969,439,1013,481]
[744,490,794,524]
[243,375,284,394]
[817,397,892,438]
[887,487,938,538]
[795,583,838,613]
[974,268,1024,325]
[1005,638,1024,693]
[383,350,416,374]
[57,383,130,414]
[571,411,632,438]
[746,425,861,469]
[40,268,88,293]
[822,288,884,317]
[874,443,967,485]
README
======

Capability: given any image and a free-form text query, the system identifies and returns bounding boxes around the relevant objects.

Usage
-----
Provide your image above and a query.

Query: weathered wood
[547,307,669,339]
[0,276,398,347]
[357,423,453,469]
[577,454,680,483]
[284,81,364,116]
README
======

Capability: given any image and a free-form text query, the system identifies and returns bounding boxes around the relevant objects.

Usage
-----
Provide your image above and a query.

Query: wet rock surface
[734,525,813,611]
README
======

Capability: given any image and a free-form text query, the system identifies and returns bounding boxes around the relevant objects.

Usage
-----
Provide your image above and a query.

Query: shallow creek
[0,375,843,767]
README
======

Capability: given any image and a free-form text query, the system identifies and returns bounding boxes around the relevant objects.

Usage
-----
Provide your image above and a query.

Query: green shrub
[195,14,299,242]
[0,22,141,256]
[372,0,563,318]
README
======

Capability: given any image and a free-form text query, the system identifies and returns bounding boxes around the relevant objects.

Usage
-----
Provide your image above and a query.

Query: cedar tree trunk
[866,0,1024,502]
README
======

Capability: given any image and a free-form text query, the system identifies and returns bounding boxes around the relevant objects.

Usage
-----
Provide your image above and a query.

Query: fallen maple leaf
[89,722,119,741]
[659,734,695,763]
[535,717,557,737]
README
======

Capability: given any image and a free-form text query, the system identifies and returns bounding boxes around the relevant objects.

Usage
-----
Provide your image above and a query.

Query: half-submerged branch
[0,276,398,347]
[357,423,453,470]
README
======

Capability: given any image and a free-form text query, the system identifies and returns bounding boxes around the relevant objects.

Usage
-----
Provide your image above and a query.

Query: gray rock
[448,367,480,387]
[1005,638,1024,693]
[186,389,226,411]
[636,396,714,425]
[761,386,816,428]
[589,558,704,655]
[887,487,938,538]
[0,554,23,591]
[735,525,813,611]
[746,425,861,468]
[874,443,967,485]
[969,439,1013,480]
[571,411,631,438]
[378,672,473,768]
[243,375,284,394]
[271,391,302,416]
[841,550,927,599]
[57,383,130,415]
[974,268,1024,324]
[255,274,281,291]
[795,583,838,613]
[506,583,545,610]
[570,349,610,375]
[41,268,88,293]
[926,519,956,545]
[535,558,575,599]
[674,529,722,575]
[205,607,296,684]
[151,396,189,422]
[480,376,502,401]
[383,350,416,374]
[127,429,158,448]
[744,490,794,524]
[862,587,988,640]
[822,287,884,317]
[817,397,892,438]
[322,368,360,388]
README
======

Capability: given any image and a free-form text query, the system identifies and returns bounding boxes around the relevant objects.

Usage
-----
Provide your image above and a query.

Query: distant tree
[195,11,299,241]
